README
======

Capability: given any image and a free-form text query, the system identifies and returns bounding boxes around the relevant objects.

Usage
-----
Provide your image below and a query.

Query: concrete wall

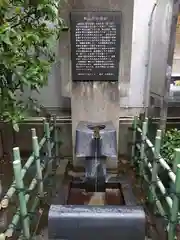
[32,0,156,111]
[129,0,156,108]
[149,0,174,98]
[0,0,159,160]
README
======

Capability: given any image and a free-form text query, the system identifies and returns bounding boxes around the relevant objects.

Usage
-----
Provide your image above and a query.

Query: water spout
[85,125,107,191]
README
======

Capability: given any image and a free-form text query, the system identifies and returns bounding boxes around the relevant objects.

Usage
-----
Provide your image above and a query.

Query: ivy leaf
[37,4,44,10]
[161,128,180,163]
[2,33,12,45]
[0,0,9,8]
[0,23,9,34]
[0,0,64,124]
[15,7,21,13]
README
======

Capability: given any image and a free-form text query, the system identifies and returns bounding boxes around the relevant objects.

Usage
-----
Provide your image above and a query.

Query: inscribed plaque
[70,11,121,81]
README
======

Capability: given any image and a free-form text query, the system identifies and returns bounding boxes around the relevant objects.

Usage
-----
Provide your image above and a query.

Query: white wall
[149,0,175,99]
[28,0,157,111]
[128,0,157,108]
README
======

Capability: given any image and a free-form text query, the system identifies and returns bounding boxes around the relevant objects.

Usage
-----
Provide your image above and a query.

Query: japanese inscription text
[70,11,121,81]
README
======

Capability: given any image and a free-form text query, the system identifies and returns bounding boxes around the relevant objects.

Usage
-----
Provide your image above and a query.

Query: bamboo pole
[136,143,173,208]
[144,173,166,216]
[149,130,161,208]
[156,129,162,138]
[4,147,55,238]
[136,127,176,183]
[32,136,44,197]
[144,153,173,208]
[45,122,52,173]
[173,149,180,173]
[12,148,30,239]
[18,167,52,239]
[0,234,5,240]
[18,197,40,240]
[5,178,37,238]
[42,118,47,159]
[31,128,36,138]
[0,126,53,208]
[140,119,148,177]
[131,116,138,165]
[53,115,59,167]
[43,118,46,133]
[168,162,180,240]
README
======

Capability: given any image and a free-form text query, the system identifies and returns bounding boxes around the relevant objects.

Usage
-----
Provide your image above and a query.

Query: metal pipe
[22,116,180,121]
[144,2,157,117]
[17,117,134,123]
[2,115,180,125]
[2,115,180,127]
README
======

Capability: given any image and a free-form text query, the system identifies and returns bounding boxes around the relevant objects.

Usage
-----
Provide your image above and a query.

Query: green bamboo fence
[131,116,180,240]
[0,116,60,239]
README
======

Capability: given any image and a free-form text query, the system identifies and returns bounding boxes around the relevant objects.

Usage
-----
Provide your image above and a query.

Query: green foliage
[161,128,180,164]
[0,0,66,131]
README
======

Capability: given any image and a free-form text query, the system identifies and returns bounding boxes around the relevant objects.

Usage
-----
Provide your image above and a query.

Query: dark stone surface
[48,205,145,240]
[75,121,117,158]
[70,11,121,81]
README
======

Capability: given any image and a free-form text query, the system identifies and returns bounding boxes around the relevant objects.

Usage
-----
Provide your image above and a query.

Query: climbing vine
[0,0,65,131]
[161,128,180,164]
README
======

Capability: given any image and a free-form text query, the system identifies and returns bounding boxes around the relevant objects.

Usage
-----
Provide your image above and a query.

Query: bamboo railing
[131,116,180,240]
[0,116,60,239]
